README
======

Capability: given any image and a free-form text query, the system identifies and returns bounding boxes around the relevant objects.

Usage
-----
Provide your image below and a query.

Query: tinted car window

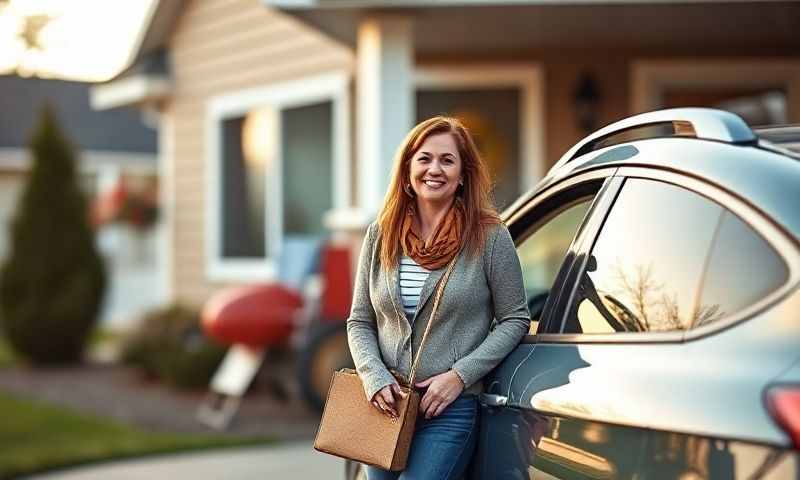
[517,198,592,334]
[695,211,789,328]
[564,179,722,334]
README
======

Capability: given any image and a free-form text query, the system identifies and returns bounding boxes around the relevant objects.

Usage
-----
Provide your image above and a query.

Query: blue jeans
[365,394,479,480]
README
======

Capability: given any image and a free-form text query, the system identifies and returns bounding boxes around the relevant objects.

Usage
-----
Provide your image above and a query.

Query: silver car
[349,108,800,479]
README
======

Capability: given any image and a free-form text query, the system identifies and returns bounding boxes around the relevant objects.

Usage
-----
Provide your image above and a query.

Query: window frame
[204,71,351,282]
[505,168,620,344]
[541,166,800,344]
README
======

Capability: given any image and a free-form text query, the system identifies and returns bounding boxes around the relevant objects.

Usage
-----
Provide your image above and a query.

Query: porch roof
[262,1,800,54]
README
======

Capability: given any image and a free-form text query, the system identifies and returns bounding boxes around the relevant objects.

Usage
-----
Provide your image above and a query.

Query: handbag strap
[407,253,459,387]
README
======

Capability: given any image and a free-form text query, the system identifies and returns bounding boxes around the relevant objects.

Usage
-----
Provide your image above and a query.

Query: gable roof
[0,75,156,153]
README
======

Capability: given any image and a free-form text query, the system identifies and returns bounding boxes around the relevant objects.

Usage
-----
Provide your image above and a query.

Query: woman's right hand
[371,383,405,418]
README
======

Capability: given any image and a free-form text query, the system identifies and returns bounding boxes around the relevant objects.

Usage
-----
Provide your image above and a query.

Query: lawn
[0,390,272,479]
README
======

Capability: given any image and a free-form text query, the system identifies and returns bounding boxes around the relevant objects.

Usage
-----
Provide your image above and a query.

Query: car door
[481,169,800,480]
[470,169,627,479]
[505,175,727,480]
[600,169,799,480]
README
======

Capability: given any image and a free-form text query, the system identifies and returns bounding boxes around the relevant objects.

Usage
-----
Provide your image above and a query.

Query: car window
[695,211,789,328]
[563,179,722,334]
[516,198,593,334]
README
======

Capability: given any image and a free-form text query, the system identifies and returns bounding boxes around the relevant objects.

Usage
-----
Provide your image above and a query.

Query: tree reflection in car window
[565,179,724,334]
[517,198,593,334]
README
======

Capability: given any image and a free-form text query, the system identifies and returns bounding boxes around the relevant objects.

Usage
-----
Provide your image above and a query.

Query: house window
[663,88,787,126]
[631,60,800,125]
[282,101,333,236]
[221,114,267,259]
[207,72,350,281]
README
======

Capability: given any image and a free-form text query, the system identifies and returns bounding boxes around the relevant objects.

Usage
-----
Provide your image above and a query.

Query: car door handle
[479,393,508,407]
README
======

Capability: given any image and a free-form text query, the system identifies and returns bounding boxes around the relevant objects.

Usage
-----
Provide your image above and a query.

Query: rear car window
[695,211,789,328]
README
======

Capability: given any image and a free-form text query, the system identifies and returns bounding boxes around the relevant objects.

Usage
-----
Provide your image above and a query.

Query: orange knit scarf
[400,198,464,270]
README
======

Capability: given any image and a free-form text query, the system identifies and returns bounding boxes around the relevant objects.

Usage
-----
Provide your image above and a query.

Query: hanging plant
[91,177,159,231]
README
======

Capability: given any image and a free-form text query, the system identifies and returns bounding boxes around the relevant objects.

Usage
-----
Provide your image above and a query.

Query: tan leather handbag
[314,256,458,471]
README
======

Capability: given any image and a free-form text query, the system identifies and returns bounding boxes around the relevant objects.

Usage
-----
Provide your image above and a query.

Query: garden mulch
[0,360,321,441]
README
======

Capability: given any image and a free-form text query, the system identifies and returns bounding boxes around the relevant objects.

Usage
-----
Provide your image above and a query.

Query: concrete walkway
[26,442,345,480]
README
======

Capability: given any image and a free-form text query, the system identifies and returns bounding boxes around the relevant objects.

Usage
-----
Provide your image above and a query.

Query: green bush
[0,106,106,364]
[0,335,15,369]
[121,304,227,390]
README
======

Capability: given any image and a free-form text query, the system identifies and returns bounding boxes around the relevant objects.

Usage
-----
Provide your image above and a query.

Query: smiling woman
[342,116,531,480]
[0,0,155,81]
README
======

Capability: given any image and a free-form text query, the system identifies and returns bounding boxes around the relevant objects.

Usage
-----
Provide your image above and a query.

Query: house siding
[167,0,353,306]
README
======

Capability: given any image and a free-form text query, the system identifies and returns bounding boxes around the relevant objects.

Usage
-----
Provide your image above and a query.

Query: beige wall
[167,0,353,306]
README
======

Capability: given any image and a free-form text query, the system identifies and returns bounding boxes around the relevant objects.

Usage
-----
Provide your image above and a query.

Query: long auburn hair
[377,116,501,269]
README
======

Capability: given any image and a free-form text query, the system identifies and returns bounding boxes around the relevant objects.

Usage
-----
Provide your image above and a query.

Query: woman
[347,116,530,480]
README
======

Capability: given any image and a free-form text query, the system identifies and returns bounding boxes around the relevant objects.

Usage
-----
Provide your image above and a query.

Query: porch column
[155,109,174,304]
[356,15,414,214]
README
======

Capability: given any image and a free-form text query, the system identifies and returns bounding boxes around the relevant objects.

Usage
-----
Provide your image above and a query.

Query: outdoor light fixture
[574,72,601,134]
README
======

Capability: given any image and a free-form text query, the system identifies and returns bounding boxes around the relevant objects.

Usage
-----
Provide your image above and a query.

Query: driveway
[25,442,343,480]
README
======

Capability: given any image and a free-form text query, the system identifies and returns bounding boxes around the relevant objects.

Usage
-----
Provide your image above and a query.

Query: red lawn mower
[199,241,355,425]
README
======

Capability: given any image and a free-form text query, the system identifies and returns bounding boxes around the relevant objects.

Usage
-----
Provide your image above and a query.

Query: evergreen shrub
[0,106,106,364]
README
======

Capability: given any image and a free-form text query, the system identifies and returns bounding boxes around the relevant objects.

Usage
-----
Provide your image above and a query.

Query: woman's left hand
[415,370,465,419]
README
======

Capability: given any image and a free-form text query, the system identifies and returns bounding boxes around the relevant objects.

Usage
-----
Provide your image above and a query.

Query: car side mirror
[586,255,597,272]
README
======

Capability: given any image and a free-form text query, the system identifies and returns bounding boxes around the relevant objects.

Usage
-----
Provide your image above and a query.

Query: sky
[0,0,156,82]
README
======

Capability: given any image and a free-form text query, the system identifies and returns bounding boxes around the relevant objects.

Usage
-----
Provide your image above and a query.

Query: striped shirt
[399,255,431,320]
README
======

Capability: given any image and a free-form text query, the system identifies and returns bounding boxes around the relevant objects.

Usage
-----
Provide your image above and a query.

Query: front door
[471,171,651,479]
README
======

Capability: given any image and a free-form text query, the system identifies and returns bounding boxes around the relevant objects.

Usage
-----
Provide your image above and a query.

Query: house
[0,74,162,330]
[92,0,800,308]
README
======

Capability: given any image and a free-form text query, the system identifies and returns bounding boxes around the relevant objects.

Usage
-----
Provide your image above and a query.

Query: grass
[0,390,273,480]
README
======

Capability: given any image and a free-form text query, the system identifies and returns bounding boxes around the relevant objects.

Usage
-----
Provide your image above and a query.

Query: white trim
[0,148,157,173]
[205,70,351,283]
[334,74,353,210]
[90,74,172,111]
[414,63,546,193]
[631,59,800,122]
[157,112,174,303]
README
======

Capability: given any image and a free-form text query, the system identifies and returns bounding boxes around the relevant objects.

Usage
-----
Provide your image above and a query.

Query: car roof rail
[551,108,757,171]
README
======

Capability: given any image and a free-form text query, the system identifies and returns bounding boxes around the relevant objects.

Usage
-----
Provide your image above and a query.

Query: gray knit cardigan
[346,221,531,401]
